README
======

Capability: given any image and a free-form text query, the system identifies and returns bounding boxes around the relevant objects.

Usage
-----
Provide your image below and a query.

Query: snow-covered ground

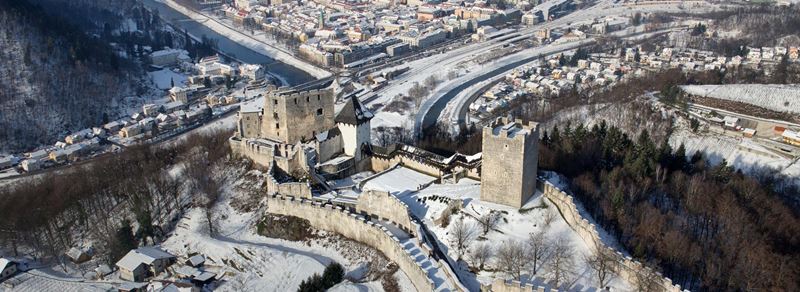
[148,68,189,90]
[670,126,800,178]
[362,167,438,196]
[0,268,117,292]
[160,168,412,291]
[680,84,800,114]
[358,167,634,290]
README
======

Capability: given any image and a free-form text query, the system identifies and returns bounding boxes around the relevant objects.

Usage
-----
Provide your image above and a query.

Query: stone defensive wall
[535,180,686,292]
[230,137,275,168]
[369,144,482,180]
[266,194,438,292]
[356,190,422,239]
[231,136,309,174]
[488,278,551,292]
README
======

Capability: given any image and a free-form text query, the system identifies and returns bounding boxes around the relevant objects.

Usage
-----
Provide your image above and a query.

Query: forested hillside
[0,0,145,153]
[539,122,800,291]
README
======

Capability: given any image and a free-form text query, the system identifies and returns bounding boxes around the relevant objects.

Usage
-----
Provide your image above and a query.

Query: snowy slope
[359,168,634,290]
[160,169,410,291]
[680,84,800,114]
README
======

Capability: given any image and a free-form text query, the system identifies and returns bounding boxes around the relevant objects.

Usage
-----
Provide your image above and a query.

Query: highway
[414,26,686,137]
[364,0,725,135]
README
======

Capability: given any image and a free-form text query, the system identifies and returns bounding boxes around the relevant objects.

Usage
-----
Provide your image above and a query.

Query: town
[1,0,800,291]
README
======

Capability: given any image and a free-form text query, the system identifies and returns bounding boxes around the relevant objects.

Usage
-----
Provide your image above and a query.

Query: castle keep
[260,79,335,143]
[480,117,540,208]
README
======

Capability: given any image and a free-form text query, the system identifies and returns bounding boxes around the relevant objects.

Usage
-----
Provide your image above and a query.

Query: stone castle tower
[480,117,540,208]
[260,79,335,143]
[335,96,373,161]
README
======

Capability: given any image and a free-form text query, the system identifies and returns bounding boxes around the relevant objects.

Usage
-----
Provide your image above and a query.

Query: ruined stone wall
[540,181,685,292]
[238,111,262,139]
[230,138,275,169]
[265,163,313,199]
[316,134,343,163]
[266,195,437,292]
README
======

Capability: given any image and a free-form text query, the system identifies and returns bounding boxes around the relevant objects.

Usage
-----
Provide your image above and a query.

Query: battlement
[539,179,686,292]
[266,193,445,291]
[486,117,539,140]
[481,117,540,208]
[271,87,333,100]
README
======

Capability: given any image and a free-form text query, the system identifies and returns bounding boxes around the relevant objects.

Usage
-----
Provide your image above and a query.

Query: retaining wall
[266,195,436,292]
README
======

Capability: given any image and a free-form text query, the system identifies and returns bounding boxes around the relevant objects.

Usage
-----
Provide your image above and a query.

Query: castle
[230,78,540,208]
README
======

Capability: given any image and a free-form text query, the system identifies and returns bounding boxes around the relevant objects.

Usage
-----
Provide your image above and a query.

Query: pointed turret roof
[335,97,373,125]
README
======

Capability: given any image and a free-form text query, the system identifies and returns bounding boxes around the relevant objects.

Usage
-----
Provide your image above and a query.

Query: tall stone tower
[480,117,540,208]
[260,79,335,144]
[335,96,373,161]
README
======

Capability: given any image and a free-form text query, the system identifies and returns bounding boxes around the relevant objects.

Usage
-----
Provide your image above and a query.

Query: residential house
[21,159,42,172]
[240,64,265,81]
[723,116,739,129]
[65,129,93,144]
[116,247,176,282]
[150,49,191,67]
[120,124,145,138]
[0,258,18,282]
[186,255,205,268]
[0,155,18,169]
[66,247,92,263]
[783,130,800,146]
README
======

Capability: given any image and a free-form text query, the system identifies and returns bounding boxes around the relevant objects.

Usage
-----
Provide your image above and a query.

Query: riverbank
[156,0,331,80]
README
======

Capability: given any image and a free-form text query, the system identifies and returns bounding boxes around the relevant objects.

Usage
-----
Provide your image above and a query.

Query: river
[140,0,315,86]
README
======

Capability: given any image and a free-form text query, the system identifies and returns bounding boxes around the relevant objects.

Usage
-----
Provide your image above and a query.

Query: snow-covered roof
[240,102,263,113]
[316,128,341,142]
[335,96,373,125]
[0,258,14,272]
[187,255,205,267]
[783,129,800,141]
[116,247,175,271]
[193,271,216,282]
[66,247,87,260]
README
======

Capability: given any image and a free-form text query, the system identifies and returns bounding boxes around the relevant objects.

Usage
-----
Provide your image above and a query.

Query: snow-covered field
[148,68,189,90]
[670,127,800,178]
[680,84,800,114]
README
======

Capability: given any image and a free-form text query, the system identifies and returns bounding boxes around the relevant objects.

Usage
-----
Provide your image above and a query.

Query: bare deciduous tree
[548,237,575,289]
[585,245,619,288]
[477,211,502,235]
[450,217,478,259]
[527,230,552,276]
[496,240,528,280]
[634,266,665,292]
[470,242,493,270]
[543,208,556,229]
